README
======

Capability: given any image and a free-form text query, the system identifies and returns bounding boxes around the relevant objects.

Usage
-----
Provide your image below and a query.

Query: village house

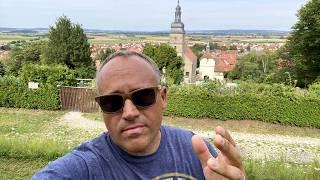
[198,47,237,82]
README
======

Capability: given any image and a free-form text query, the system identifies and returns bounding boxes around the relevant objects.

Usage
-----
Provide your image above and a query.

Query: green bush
[309,82,320,96]
[20,64,77,86]
[0,76,60,110]
[165,82,320,128]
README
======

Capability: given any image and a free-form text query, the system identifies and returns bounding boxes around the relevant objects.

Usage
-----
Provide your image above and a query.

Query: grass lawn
[1,108,320,179]
[0,157,47,180]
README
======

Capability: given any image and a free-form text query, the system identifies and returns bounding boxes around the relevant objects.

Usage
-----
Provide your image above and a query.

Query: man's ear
[160,87,168,110]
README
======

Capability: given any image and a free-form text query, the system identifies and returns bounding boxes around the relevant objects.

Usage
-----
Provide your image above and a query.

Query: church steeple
[171,0,185,34]
[175,0,182,23]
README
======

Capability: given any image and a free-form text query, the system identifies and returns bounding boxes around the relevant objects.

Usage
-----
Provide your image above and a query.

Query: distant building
[198,45,237,81]
[169,0,197,83]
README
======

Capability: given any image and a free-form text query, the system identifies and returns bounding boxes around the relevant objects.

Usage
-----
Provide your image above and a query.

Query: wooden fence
[60,86,100,113]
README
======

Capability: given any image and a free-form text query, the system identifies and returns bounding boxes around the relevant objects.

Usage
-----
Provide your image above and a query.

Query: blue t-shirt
[32,126,217,180]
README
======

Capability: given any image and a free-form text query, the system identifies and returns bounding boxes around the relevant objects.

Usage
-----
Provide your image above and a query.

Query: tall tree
[42,15,95,78]
[143,43,183,84]
[287,0,320,85]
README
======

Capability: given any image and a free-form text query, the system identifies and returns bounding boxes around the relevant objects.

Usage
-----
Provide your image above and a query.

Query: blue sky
[0,0,307,31]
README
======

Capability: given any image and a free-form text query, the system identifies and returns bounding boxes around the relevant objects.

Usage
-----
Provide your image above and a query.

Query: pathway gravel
[60,112,320,164]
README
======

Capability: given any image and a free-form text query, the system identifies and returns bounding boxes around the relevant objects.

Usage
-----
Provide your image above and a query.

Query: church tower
[169,0,197,83]
[169,0,185,56]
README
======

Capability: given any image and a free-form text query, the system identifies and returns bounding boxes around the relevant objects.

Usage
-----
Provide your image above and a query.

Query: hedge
[165,83,320,128]
[0,76,60,110]
[1,76,320,128]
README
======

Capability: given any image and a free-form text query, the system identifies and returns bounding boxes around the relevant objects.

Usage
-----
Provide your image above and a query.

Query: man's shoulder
[32,133,109,179]
[70,132,110,161]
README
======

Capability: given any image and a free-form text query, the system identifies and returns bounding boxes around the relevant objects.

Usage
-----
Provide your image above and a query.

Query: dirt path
[59,112,105,131]
[59,112,320,164]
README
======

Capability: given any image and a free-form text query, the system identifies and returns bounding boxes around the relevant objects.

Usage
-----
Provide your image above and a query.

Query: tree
[5,41,45,76]
[229,45,237,50]
[42,15,95,78]
[95,48,115,61]
[287,0,320,86]
[143,43,183,84]
[227,51,278,82]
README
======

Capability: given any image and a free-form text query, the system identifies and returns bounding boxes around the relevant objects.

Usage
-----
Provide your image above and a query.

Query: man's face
[97,55,167,156]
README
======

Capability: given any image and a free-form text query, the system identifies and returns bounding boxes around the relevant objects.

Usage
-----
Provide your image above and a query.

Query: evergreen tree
[42,15,95,78]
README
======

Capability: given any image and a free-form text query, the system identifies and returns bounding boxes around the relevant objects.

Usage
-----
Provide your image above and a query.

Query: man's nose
[122,99,139,121]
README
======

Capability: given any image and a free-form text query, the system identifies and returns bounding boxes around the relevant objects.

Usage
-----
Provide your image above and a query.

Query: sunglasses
[95,85,162,113]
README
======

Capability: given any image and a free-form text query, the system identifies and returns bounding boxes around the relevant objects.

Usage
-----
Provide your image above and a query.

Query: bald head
[96,51,161,95]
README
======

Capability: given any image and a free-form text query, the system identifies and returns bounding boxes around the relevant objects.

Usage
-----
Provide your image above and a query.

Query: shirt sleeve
[31,152,89,180]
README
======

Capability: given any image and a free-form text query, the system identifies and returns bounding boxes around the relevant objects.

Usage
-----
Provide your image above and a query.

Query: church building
[169,0,197,83]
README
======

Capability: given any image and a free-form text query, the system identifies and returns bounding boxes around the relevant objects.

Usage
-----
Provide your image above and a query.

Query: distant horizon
[0,26,290,33]
[0,0,306,31]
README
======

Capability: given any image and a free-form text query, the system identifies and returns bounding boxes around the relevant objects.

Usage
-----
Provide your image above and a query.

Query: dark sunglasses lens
[132,88,156,107]
[99,95,123,112]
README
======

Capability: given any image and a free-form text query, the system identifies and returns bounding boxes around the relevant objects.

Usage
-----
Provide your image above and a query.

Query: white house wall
[199,58,215,80]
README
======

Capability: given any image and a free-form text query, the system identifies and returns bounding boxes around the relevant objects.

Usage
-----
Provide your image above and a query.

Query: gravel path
[60,112,320,164]
[59,112,105,130]
[195,130,320,164]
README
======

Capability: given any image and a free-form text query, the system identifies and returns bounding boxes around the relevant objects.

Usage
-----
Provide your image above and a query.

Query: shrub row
[0,76,60,110]
[1,75,319,128]
[165,83,320,128]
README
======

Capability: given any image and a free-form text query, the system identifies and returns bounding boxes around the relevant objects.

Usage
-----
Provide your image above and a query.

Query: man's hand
[192,126,245,180]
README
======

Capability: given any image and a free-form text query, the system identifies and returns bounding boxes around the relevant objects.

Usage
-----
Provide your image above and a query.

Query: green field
[0,34,42,43]
[0,32,286,45]
[88,34,169,44]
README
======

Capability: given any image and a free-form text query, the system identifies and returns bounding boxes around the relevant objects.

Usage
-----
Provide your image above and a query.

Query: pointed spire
[175,0,181,22]
[171,0,185,34]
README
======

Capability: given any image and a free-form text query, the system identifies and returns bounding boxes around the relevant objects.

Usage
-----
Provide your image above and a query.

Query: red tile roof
[201,50,237,72]
[183,45,197,62]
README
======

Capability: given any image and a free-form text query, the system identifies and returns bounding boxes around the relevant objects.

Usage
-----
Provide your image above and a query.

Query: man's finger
[207,158,245,180]
[215,126,236,147]
[203,166,226,180]
[214,134,243,170]
[191,135,213,168]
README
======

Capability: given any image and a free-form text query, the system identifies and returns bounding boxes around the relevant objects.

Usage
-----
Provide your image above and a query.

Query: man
[33,51,245,179]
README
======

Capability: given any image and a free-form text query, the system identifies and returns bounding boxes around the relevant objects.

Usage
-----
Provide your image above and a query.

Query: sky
[0,0,307,31]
